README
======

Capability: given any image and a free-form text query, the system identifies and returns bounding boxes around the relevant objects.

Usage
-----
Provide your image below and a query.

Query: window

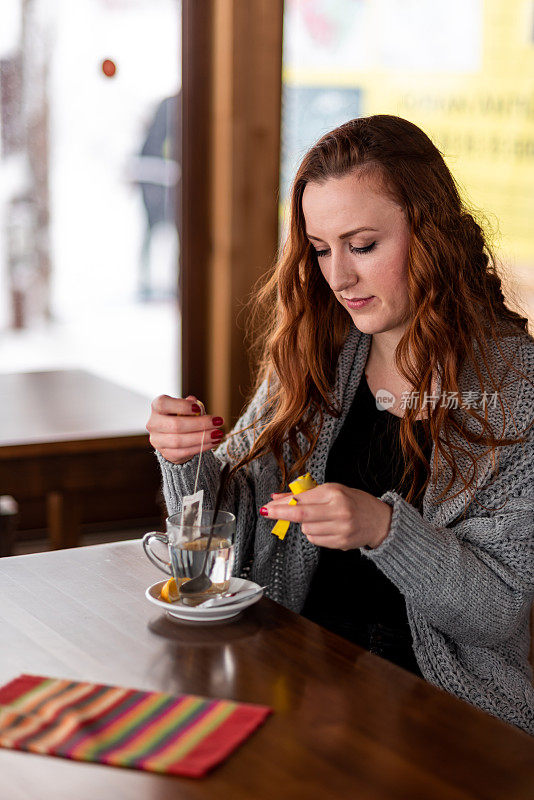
[0,0,182,397]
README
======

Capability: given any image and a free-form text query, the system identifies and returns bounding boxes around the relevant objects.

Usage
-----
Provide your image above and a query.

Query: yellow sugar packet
[271,472,318,541]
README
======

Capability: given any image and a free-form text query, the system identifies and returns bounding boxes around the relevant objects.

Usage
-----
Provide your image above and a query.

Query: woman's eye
[313,241,376,258]
[350,241,376,255]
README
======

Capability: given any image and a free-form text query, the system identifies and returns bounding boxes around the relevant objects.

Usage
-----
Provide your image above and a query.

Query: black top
[301,373,432,678]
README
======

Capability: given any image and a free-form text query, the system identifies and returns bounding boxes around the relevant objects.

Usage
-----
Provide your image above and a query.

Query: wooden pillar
[181,0,283,425]
[181,1,213,408]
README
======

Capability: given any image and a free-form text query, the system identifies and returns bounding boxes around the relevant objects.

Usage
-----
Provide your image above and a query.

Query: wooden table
[0,541,532,799]
[0,370,161,548]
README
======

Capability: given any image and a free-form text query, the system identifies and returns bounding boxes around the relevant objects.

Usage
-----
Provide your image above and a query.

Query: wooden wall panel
[182,0,283,425]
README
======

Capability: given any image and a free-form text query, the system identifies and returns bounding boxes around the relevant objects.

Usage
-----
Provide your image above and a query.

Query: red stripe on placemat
[168,703,273,778]
[0,675,46,705]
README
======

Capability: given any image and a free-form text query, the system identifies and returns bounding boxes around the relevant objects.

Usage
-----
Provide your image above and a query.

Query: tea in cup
[143,509,236,603]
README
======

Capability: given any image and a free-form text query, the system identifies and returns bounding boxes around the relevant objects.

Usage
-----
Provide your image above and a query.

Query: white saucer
[145,578,264,623]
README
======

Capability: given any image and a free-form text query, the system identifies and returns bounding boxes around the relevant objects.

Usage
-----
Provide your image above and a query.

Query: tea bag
[180,399,206,533]
[180,489,204,529]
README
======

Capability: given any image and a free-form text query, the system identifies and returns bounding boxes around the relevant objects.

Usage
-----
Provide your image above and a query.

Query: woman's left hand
[260,483,393,550]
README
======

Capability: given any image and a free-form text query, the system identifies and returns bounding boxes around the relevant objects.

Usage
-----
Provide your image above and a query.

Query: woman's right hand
[146,394,225,465]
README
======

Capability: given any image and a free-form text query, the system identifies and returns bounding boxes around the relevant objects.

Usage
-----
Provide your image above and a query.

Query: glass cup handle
[142,532,172,575]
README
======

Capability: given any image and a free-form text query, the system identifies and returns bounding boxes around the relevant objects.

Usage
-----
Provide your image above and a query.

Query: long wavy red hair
[227,114,532,510]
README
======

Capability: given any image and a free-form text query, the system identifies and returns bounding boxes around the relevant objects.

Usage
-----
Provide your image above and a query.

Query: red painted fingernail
[212,416,224,426]
[259,507,269,516]
[191,403,201,414]
[211,430,224,440]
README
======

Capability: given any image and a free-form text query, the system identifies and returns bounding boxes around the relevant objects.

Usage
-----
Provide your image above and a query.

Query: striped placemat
[0,675,272,777]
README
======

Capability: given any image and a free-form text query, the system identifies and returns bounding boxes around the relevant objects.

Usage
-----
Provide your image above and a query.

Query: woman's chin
[346,309,378,332]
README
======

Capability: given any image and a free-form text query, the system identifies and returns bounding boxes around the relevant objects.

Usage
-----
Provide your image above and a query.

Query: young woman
[147,115,534,735]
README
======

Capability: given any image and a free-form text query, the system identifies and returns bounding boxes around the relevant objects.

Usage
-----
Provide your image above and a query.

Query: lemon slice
[160,578,180,603]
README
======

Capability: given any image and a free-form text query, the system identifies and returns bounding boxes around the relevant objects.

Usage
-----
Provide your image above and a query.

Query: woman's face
[301,170,411,336]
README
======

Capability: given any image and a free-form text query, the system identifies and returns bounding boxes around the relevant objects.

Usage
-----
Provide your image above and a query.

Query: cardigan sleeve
[361,485,534,647]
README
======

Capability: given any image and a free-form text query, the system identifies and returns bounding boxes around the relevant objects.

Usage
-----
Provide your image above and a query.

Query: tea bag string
[193,400,206,495]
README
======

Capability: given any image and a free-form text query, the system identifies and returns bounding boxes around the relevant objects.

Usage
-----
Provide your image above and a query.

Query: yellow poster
[282,0,534,320]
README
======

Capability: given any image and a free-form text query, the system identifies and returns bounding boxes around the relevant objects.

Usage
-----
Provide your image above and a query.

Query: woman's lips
[344,296,375,309]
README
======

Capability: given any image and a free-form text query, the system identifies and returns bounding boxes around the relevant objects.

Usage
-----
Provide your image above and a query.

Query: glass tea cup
[143,509,236,604]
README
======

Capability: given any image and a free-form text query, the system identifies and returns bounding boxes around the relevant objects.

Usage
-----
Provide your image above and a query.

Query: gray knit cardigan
[157,325,534,736]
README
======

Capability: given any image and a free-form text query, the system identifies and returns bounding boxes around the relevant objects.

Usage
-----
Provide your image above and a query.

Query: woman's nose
[327,249,357,293]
